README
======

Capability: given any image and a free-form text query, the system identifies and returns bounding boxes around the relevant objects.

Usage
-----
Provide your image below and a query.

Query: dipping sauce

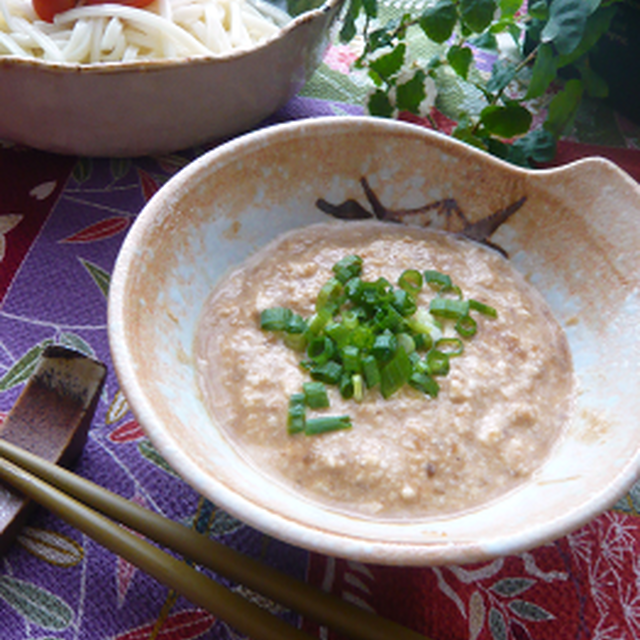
[195,221,574,519]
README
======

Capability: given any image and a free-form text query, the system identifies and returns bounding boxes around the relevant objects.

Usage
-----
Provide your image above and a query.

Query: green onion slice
[469,299,498,318]
[260,307,292,331]
[426,349,450,376]
[424,270,452,291]
[409,372,439,397]
[398,269,423,295]
[310,361,343,385]
[305,415,352,435]
[307,335,336,364]
[303,381,330,409]
[332,255,363,284]
[435,337,464,356]
[429,297,470,319]
[380,346,412,399]
[287,394,306,434]
[455,314,477,338]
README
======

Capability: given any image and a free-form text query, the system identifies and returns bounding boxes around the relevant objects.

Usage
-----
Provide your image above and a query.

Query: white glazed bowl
[0,0,342,157]
[108,116,640,566]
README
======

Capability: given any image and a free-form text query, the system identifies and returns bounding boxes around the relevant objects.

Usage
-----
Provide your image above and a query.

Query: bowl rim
[108,115,640,565]
[0,0,342,73]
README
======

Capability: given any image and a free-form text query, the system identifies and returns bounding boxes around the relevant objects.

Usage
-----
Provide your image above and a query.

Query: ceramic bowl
[108,116,640,566]
[0,0,342,157]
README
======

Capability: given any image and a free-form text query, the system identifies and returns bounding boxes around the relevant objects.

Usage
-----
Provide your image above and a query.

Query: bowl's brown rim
[0,0,343,75]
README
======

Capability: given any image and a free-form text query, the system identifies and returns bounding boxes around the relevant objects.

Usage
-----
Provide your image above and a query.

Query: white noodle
[0,0,289,63]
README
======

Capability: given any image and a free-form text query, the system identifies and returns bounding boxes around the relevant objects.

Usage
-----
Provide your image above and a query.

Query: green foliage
[340,0,620,166]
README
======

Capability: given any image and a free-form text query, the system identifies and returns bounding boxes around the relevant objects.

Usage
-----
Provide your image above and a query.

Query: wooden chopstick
[0,439,430,640]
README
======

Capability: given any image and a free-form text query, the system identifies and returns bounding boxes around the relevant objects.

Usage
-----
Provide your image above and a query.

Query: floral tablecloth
[2,31,640,640]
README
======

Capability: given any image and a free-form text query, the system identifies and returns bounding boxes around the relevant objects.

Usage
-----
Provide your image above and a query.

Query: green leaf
[0,575,74,630]
[489,607,508,640]
[59,332,96,358]
[138,439,180,477]
[362,0,377,19]
[544,78,584,137]
[511,128,557,163]
[79,257,111,299]
[541,0,601,56]
[508,599,555,621]
[368,90,395,117]
[396,70,427,113]
[339,0,361,42]
[490,577,536,597]
[109,157,131,181]
[459,0,498,33]
[471,30,499,49]
[499,0,522,18]
[419,0,457,43]
[452,124,489,151]
[486,60,518,94]
[72,158,92,185]
[0,339,54,392]
[480,104,532,137]
[528,0,548,20]
[525,42,558,99]
[447,45,474,79]
[369,43,406,82]
[555,5,617,68]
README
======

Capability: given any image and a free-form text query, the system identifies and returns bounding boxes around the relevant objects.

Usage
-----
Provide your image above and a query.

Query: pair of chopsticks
[0,439,430,640]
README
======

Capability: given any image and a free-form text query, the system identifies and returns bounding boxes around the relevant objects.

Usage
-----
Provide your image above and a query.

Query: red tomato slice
[33,0,155,23]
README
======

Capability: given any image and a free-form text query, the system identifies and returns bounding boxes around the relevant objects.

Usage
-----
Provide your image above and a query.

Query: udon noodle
[0,0,289,62]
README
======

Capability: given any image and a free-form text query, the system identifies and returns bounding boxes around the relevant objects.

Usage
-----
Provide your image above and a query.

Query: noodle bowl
[0,0,290,63]
[0,0,342,155]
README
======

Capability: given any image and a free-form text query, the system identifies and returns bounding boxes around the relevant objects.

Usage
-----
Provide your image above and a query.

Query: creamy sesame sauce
[195,221,574,519]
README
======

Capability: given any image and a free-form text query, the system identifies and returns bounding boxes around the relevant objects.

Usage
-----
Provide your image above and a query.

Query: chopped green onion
[398,269,423,295]
[316,278,343,312]
[306,309,331,336]
[361,354,381,388]
[332,255,363,284]
[287,394,306,434]
[340,345,361,372]
[310,361,343,385]
[307,335,336,364]
[353,374,364,402]
[339,373,355,399]
[380,346,412,399]
[303,381,330,409]
[436,337,464,356]
[372,332,397,363]
[259,254,497,435]
[342,309,359,331]
[285,313,307,334]
[469,299,498,318]
[260,307,292,331]
[424,270,452,291]
[305,415,352,435]
[455,314,477,338]
[429,297,470,319]
[426,349,450,376]
[325,321,352,347]
[283,333,308,352]
[409,372,439,397]
[396,332,416,355]
[392,289,417,316]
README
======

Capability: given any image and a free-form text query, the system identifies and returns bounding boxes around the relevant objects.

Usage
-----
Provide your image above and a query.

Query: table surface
[1,24,640,640]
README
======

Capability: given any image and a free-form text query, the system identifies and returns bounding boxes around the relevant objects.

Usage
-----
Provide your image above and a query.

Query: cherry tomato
[33,0,155,23]
[33,0,75,22]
